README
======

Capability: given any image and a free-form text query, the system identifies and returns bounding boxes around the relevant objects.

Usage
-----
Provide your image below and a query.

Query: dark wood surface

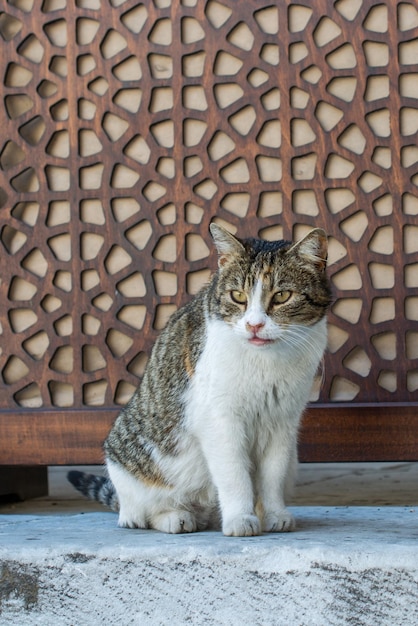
[299,404,418,462]
[1,405,417,465]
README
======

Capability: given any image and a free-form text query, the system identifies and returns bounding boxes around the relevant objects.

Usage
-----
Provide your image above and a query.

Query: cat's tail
[67,470,119,512]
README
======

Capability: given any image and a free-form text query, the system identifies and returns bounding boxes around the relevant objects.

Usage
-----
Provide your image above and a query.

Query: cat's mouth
[248,336,275,347]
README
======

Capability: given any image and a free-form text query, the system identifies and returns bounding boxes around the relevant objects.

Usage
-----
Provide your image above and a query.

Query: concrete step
[1,506,418,625]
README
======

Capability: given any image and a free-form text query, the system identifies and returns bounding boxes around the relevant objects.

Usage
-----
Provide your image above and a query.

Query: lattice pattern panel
[0,0,417,413]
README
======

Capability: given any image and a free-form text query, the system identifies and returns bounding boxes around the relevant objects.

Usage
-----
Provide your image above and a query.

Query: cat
[68,223,331,536]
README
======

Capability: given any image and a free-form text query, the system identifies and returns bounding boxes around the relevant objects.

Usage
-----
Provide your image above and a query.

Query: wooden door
[1,0,417,466]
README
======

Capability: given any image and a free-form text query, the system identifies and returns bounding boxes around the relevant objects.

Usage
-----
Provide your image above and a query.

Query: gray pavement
[0,463,417,625]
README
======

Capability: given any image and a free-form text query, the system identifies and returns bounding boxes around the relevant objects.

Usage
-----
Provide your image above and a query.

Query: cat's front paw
[151,510,197,534]
[263,509,295,533]
[118,511,147,529]
[222,514,261,537]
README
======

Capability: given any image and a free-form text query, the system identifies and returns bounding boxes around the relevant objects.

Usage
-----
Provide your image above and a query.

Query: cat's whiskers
[279,323,325,357]
[282,330,322,355]
[315,354,326,391]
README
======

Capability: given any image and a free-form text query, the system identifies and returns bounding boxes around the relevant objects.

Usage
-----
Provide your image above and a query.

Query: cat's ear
[210,223,245,267]
[288,228,328,271]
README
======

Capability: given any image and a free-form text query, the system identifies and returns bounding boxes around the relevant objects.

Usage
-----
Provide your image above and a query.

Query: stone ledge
[1,507,418,625]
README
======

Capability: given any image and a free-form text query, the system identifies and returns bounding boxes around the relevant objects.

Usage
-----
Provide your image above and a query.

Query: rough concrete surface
[1,506,418,626]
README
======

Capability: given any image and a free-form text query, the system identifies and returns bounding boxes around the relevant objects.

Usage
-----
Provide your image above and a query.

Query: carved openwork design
[1,0,417,418]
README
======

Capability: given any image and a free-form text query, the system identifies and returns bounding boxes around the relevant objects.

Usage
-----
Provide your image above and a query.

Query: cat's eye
[272,290,292,305]
[231,290,247,305]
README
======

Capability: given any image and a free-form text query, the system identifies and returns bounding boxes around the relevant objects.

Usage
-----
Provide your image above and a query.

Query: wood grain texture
[1,405,417,465]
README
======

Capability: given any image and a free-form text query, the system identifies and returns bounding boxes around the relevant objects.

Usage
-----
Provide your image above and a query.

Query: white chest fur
[186,316,327,437]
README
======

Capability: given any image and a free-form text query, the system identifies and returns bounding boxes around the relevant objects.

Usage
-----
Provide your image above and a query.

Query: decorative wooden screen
[1,0,417,465]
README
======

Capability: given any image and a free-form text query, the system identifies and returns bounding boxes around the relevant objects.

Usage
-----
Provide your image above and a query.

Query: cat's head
[209,223,332,347]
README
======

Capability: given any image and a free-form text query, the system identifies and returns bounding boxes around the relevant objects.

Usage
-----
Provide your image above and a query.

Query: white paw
[151,511,197,534]
[222,514,261,537]
[118,511,147,529]
[263,509,295,533]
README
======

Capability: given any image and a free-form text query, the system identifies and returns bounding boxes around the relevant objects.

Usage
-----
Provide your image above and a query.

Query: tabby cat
[68,224,331,536]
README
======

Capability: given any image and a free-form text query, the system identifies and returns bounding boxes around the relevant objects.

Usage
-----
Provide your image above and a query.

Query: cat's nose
[246,322,265,334]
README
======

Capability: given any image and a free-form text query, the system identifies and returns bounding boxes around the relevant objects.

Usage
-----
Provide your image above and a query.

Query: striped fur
[67,471,118,512]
